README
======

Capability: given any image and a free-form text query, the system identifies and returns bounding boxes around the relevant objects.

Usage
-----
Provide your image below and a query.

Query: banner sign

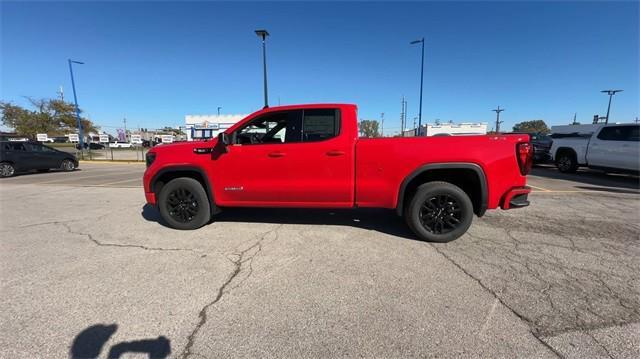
[36,134,49,142]
[68,134,79,142]
[99,135,109,143]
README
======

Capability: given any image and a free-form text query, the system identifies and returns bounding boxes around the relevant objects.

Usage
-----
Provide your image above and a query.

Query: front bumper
[145,191,156,206]
[501,186,531,210]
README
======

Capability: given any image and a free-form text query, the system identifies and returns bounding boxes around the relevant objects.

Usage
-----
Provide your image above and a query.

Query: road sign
[68,134,79,142]
[36,134,48,142]
[99,135,109,143]
[161,135,174,144]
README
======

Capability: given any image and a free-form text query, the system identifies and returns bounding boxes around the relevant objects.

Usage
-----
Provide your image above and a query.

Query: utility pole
[400,96,407,137]
[572,112,577,125]
[57,86,64,101]
[413,117,417,136]
[601,89,623,124]
[492,106,504,133]
[217,107,222,116]
[123,117,127,141]
[380,112,385,137]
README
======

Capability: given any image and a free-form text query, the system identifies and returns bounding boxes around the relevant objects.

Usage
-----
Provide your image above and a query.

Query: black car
[530,133,553,163]
[0,141,79,177]
[76,142,105,150]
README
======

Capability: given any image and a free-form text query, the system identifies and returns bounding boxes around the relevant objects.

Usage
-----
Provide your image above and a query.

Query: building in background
[185,114,247,141]
[402,122,488,137]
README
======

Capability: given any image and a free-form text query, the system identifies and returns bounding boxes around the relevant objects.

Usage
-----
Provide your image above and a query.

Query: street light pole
[601,89,623,124]
[492,106,504,133]
[410,38,425,136]
[68,59,85,149]
[255,29,270,108]
[217,106,222,116]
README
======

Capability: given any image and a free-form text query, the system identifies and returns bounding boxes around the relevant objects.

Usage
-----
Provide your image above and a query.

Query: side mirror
[218,132,230,146]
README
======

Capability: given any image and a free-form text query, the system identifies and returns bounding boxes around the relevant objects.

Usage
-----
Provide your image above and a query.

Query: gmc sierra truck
[143,104,532,242]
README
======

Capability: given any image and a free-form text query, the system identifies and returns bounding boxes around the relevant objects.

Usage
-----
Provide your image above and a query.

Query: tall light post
[255,29,270,108]
[601,89,623,124]
[217,106,222,116]
[410,38,425,136]
[68,59,85,149]
[492,106,504,133]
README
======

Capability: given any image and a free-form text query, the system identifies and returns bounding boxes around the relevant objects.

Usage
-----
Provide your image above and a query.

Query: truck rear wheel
[405,181,473,243]
[556,152,578,173]
[158,177,211,230]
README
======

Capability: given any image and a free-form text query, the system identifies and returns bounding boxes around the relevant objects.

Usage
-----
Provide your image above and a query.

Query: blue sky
[1,1,638,135]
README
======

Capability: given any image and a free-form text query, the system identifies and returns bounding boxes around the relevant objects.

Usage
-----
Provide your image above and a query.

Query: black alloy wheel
[166,188,199,223]
[405,181,474,243]
[158,177,211,230]
[419,194,462,235]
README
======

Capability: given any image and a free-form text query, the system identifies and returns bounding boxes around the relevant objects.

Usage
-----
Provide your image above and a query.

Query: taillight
[517,142,533,175]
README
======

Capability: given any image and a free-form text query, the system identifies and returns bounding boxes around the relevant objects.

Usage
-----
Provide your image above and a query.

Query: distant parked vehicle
[52,136,69,143]
[0,141,78,177]
[550,124,639,173]
[530,133,553,163]
[88,143,105,150]
[109,141,133,148]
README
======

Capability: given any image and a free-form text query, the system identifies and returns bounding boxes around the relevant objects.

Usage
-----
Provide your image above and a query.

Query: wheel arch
[151,166,219,215]
[396,163,488,217]
[554,147,577,160]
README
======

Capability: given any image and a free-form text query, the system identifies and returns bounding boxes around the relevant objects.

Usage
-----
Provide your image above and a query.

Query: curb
[79,160,145,164]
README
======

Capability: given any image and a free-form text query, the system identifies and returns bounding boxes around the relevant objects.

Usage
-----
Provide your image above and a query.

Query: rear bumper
[145,191,157,206]
[501,186,531,210]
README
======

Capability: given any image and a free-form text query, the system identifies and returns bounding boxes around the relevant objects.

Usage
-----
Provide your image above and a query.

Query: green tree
[0,98,97,138]
[359,119,380,138]
[512,120,550,134]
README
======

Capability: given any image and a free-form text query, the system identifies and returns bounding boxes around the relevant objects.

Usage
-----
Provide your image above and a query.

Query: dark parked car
[0,141,78,177]
[530,133,553,163]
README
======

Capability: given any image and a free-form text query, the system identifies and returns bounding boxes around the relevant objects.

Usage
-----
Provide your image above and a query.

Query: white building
[185,114,247,141]
[403,122,488,137]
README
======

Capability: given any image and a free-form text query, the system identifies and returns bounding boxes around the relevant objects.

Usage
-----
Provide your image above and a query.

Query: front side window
[234,110,302,145]
[303,109,340,142]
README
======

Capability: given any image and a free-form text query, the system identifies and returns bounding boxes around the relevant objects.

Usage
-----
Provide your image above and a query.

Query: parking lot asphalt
[1,162,638,358]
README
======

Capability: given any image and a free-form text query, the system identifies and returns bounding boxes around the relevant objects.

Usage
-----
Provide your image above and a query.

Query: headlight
[145,152,156,168]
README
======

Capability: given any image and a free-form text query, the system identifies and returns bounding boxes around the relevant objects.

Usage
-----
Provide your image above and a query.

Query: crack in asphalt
[59,222,204,254]
[179,224,283,359]
[429,243,565,358]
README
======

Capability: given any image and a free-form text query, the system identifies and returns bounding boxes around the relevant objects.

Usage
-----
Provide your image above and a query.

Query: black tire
[0,162,15,178]
[158,177,211,230]
[405,181,474,243]
[61,159,76,172]
[555,151,578,173]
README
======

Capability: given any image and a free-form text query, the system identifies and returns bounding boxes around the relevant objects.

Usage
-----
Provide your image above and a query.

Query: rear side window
[597,126,638,141]
[302,109,340,142]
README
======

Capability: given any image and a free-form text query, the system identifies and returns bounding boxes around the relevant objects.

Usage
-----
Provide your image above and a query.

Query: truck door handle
[326,150,345,156]
[268,151,286,158]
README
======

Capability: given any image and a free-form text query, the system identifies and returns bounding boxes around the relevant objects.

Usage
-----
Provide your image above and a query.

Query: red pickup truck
[143,104,532,242]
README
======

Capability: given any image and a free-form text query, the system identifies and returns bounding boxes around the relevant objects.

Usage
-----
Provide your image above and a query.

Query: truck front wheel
[405,182,473,243]
[158,177,211,230]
